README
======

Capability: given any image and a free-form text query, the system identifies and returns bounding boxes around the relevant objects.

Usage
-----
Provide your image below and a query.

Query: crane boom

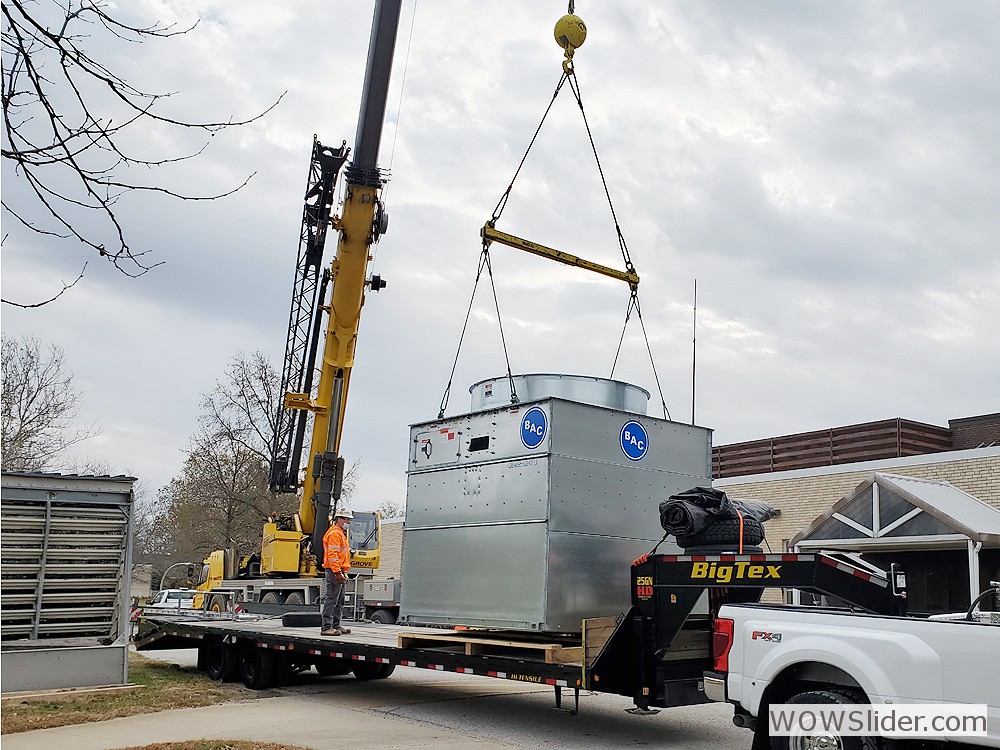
[265,0,402,575]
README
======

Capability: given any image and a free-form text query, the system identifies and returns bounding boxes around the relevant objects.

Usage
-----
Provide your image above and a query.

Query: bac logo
[620,420,648,461]
[520,407,547,449]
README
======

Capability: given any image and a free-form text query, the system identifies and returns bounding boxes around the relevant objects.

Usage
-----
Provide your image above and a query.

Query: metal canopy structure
[790,472,1000,607]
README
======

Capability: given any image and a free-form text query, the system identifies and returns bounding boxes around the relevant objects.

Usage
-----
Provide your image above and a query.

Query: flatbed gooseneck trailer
[136,551,906,716]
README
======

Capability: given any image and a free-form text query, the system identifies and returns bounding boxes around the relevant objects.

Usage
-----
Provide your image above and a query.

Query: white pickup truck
[705,597,1000,749]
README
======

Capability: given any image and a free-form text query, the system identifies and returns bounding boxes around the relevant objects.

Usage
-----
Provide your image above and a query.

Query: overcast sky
[3,0,998,509]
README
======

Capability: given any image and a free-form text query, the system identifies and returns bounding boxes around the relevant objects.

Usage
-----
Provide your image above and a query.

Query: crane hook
[554,10,586,74]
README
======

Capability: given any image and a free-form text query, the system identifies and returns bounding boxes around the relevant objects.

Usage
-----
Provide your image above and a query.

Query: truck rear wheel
[284,592,305,605]
[369,608,396,624]
[768,689,881,750]
[352,661,395,681]
[260,592,283,605]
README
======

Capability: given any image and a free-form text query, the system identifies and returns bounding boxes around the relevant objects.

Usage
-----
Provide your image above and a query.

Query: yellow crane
[264,0,402,578]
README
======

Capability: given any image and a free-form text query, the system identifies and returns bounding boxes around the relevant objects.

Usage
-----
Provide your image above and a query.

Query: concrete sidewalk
[1,692,517,750]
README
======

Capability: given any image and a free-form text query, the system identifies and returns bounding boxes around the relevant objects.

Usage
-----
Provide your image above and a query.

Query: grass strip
[2,652,271,734]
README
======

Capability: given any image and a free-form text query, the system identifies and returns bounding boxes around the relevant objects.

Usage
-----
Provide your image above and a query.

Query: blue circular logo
[520,407,547,449]
[620,420,648,461]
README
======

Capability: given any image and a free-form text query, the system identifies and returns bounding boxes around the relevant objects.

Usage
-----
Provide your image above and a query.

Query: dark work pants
[321,569,345,630]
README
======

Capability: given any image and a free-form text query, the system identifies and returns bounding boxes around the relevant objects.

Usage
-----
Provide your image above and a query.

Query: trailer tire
[352,662,395,681]
[369,609,396,625]
[677,515,764,548]
[281,612,321,627]
[768,689,881,750]
[239,643,279,689]
[315,657,353,677]
[284,592,305,605]
[202,637,239,682]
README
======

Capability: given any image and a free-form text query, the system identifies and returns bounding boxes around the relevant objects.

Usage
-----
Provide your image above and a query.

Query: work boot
[338,627,351,635]
[320,628,339,636]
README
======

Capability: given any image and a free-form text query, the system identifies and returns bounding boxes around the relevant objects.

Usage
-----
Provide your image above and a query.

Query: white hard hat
[333,508,354,520]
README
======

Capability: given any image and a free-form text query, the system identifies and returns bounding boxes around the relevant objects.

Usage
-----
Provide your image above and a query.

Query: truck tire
[677,515,764,548]
[768,689,881,750]
[369,609,396,625]
[315,657,353,677]
[202,637,239,682]
[352,661,395,681]
[284,592,305,605]
[208,594,226,613]
[260,592,283,605]
[282,612,321,628]
[239,643,279,689]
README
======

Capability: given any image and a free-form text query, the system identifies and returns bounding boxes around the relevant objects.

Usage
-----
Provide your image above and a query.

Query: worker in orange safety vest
[320,508,353,636]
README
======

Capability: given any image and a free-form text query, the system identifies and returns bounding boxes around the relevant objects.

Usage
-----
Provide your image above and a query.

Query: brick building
[713,413,999,612]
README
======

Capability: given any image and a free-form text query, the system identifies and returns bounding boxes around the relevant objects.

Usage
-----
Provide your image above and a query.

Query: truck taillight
[712,617,734,671]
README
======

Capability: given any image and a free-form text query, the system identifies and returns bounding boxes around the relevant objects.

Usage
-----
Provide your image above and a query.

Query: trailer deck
[137,614,593,692]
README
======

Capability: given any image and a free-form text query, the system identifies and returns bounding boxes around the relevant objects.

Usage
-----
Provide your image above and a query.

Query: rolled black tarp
[658,487,779,538]
[658,486,735,537]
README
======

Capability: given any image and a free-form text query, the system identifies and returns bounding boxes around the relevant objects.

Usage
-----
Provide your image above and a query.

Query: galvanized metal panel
[1,644,128,692]
[469,373,650,414]
[1,472,135,691]
[399,522,549,629]
[400,391,712,633]
[549,399,712,474]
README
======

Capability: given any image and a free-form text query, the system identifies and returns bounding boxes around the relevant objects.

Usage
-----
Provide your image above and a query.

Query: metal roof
[791,472,1000,547]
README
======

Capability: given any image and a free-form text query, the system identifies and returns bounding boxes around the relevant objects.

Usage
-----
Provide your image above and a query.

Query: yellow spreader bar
[481,224,639,288]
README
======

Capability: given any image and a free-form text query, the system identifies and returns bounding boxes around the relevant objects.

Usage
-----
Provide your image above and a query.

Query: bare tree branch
[1,261,86,307]
[1,0,284,304]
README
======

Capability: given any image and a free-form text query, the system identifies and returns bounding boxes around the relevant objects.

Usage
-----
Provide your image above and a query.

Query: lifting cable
[439,5,672,420]
[437,248,517,419]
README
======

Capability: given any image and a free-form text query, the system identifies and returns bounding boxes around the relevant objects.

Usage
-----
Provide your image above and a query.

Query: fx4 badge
[752,630,782,643]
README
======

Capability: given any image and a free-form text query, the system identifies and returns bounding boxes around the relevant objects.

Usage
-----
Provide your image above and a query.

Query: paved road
[4,647,752,750]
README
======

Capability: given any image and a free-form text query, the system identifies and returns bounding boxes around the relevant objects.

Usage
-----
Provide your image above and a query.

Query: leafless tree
[1,0,281,306]
[1,332,98,470]
[156,351,364,558]
[375,499,405,519]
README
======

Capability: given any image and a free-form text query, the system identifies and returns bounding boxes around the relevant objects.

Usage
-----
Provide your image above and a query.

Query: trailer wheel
[202,637,239,682]
[260,592,283,605]
[369,609,396,625]
[352,661,395,681]
[315,656,353,677]
[768,689,880,750]
[239,643,279,689]
[284,592,305,605]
